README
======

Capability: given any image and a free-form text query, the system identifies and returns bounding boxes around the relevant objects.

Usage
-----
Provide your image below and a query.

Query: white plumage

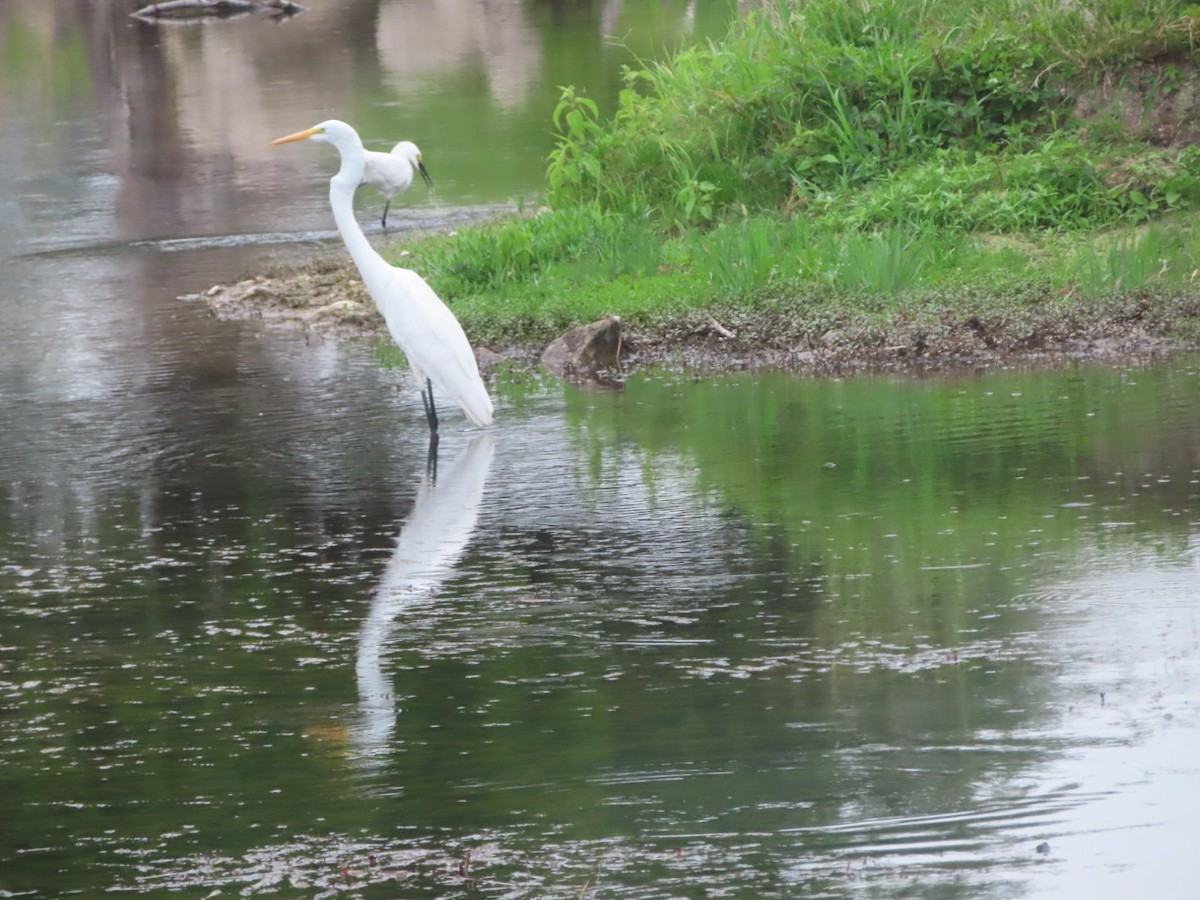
[361,140,432,229]
[271,120,493,431]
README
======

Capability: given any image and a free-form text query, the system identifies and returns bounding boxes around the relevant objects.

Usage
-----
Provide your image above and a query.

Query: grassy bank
[373,0,1200,363]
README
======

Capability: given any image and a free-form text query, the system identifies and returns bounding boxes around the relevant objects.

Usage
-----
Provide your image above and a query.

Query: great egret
[362,140,432,229]
[270,120,493,433]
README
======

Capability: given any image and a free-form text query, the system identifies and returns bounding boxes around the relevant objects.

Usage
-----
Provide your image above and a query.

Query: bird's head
[396,141,434,189]
[269,119,360,152]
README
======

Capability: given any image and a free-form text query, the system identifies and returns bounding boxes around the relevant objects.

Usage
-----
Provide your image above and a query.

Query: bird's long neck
[328,156,385,281]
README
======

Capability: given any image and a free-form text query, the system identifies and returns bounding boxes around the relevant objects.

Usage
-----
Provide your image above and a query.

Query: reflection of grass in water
[563,363,1198,635]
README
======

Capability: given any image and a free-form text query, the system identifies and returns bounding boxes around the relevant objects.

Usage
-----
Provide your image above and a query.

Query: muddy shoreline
[189,256,1200,377]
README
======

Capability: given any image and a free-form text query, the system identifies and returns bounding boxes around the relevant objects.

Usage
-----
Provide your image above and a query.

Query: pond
[2,2,1199,898]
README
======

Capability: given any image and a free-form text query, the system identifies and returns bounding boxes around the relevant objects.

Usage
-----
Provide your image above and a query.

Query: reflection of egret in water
[353,434,495,764]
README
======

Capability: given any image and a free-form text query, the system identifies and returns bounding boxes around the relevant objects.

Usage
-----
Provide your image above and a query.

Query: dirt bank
[187,256,1200,377]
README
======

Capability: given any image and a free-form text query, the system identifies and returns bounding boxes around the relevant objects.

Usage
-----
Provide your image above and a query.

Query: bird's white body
[271,120,492,429]
[361,140,430,228]
[362,141,422,198]
[361,261,493,428]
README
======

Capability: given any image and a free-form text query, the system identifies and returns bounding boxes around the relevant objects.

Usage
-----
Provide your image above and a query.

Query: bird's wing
[361,150,411,194]
[373,268,494,426]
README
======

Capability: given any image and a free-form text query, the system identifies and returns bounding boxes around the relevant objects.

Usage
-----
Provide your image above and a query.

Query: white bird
[361,140,432,229]
[270,120,493,433]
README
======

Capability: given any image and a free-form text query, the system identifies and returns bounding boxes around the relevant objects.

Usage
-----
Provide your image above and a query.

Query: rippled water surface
[3,2,1200,898]
[4,362,1199,898]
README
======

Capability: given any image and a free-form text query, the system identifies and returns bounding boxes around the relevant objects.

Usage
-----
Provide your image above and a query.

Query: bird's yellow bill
[269,127,322,146]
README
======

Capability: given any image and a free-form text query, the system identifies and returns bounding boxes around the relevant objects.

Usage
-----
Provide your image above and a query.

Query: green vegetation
[394,0,1200,349]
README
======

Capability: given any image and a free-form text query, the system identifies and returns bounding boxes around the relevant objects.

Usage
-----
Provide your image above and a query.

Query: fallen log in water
[132,0,306,20]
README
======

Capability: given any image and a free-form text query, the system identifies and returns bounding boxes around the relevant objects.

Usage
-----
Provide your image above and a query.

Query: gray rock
[540,316,623,379]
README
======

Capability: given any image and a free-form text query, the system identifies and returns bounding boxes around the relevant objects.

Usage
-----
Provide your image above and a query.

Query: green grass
[386,0,1200,347]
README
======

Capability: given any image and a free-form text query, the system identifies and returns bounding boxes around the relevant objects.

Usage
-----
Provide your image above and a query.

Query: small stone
[540,316,622,379]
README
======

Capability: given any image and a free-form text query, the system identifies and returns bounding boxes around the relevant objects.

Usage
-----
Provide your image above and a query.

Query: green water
[2,356,1198,897]
[0,0,747,237]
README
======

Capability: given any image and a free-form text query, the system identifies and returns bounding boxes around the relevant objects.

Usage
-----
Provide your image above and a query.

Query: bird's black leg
[425,431,439,483]
[381,200,391,230]
[420,377,439,435]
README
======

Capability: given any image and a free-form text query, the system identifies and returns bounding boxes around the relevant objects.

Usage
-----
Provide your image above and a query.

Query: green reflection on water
[1,0,745,214]
[0,6,93,115]
[2,359,1198,895]
[567,360,1200,583]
